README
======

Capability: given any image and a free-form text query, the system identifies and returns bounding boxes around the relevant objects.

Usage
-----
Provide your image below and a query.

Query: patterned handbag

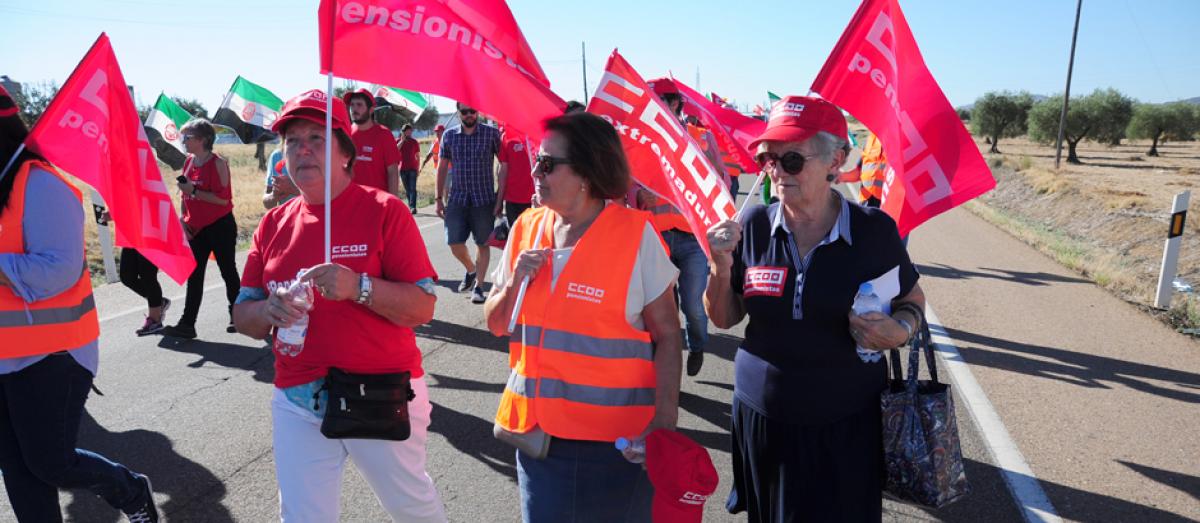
[880,320,970,508]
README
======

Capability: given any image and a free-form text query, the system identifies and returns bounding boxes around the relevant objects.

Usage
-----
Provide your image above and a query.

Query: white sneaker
[471,286,486,304]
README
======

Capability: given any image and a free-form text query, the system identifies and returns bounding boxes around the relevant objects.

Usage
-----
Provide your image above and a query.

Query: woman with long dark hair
[0,86,158,521]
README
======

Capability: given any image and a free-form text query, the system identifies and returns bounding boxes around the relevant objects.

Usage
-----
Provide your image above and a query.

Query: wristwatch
[356,273,373,305]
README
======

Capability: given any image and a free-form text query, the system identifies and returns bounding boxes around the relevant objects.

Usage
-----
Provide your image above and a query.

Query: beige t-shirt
[491,217,679,330]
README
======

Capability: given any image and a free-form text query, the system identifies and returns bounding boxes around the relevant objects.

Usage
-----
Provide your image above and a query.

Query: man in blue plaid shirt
[436,103,503,304]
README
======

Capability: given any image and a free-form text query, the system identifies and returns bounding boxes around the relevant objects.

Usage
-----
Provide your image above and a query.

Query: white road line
[99,218,446,325]
[925,304,1061,523]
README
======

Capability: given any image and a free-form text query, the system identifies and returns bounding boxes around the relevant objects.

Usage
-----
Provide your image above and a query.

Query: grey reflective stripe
[511,324,543,346]
[505,373,653,407]
[863,179,885,188]
[542,329,652,360]
[539,377,655,406]
[0,294,95,327]
[862,161,883,170]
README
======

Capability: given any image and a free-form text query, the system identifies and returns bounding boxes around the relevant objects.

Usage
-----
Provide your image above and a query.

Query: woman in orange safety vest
[0,86,159,521]
[484,112,683,522]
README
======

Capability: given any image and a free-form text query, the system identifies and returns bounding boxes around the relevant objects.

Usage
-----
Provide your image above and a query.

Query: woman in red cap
[232,89,446,522]
[705,95,926,521]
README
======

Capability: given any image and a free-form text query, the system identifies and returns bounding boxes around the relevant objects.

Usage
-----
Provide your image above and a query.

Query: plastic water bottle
[273,270,314,357]
[615,437,645,464]
[852,282,883,360]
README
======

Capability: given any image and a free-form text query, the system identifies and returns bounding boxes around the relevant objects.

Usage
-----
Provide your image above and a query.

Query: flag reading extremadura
[811,0,994,237]
[24,33,195,283]
[213,76,284,144]
[587,50,735,258]
[143,93,192,170]
[319,0,564,140]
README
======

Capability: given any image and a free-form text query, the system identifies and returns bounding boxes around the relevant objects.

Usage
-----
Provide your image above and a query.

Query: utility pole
[695,67,700,92]
[581,42,588,102]
[1054,0,1083,169]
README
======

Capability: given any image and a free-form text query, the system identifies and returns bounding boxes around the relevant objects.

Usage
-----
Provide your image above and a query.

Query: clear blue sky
[2,0,1197,117]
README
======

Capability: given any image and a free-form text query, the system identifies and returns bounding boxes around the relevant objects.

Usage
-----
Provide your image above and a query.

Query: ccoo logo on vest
[566,282,605,304]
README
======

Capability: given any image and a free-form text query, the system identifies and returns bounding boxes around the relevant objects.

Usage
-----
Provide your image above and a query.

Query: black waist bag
[318,368,415,441]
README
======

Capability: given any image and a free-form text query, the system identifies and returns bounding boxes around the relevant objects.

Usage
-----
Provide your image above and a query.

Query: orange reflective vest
[0,160,99,358]
[859,132,887,203]
[495,205,657,442]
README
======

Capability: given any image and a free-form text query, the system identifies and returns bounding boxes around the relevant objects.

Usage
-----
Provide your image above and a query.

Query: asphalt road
[2,176,1195,522]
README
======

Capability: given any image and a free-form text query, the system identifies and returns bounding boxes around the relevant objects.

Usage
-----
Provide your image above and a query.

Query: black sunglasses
[755,151,815,175]
[459,109,477,115]
[533,154,571,175]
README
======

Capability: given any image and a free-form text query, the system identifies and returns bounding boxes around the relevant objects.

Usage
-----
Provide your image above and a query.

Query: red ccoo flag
[587,51,735,258]
[811,0,994,237]
[24,33,195,284]
[318,0,565,140]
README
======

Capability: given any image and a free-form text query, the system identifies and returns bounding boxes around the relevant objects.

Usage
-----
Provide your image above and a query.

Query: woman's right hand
[262,287,306,328]
[706,219,742,275]
[510,248,552,287]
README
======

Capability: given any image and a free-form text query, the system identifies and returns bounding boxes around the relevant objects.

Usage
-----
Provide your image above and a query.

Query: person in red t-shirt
[496,127,535,226]
[396,124,421,213]
[162,119,240,340]
[232,90,446,522]
[343,89,401,196]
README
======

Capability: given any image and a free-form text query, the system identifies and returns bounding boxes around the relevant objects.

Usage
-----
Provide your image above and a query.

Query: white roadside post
[90,189,119,284]
[1154,190,1190,309]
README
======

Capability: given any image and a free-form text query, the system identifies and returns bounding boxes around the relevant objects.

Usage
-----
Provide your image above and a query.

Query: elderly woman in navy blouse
[705,95,926,522]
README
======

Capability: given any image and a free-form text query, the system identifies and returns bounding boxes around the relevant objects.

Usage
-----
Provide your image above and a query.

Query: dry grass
[971,136,1200,332]
[79,139,443,282]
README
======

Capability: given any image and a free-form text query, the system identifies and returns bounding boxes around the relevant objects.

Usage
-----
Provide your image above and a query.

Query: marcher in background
[436,102,502,305]
[484,112,682,522]
[233,90,446,522]
[856,131,887,208]
[120,247,169,336]
[397,123,422,214]
[419,124,446,173]
[496,126,535,226]
[0,85,159,523]
[632,84,716,378]
[344,89,401,195]
[263,144,298,209]
[162,119,240,339]
[563,100,586,114]
[705,96,925,522]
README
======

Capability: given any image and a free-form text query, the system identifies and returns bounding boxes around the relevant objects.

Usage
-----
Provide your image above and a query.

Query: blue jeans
[444,200,496,246]
[400,169,419,209]
[0,354,147,521]
[517,438,653,523]
[662,229,709,354]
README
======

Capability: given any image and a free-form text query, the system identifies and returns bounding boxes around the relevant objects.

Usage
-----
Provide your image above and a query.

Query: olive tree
[970,91,1034,153]
[1127,102,1198,156]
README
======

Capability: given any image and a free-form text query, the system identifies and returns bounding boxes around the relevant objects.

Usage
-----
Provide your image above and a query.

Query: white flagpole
[0,143,24,185]
[324,73,333,265]
[735,171,766,220]
[507,211,549,334]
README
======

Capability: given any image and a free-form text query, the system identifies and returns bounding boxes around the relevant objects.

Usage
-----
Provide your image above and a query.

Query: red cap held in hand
[645,429,719,523]
[749,95,848,151]
[272,89,351,137]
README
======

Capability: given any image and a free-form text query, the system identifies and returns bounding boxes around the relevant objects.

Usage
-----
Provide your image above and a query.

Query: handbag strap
[893,319,941,392]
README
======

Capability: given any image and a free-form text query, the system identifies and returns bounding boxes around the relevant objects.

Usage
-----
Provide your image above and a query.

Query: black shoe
[686,351,704,377]
[471,285,487,304]
[226,320,236,333]
[161,324,197,340]
[458,272,477,292]
[124,474,159,522]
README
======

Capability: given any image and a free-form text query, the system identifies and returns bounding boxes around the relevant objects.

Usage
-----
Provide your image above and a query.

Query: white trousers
[271,377,447,523]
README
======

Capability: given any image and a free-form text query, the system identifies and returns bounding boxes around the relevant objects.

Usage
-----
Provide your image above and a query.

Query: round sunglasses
[755,151,817,175]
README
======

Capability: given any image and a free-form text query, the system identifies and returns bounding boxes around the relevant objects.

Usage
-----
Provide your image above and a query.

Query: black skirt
[726,396,883,522]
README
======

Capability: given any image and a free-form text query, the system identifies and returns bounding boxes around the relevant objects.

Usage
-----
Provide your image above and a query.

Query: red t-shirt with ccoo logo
[241,183,437,388]
[350,124,401,191]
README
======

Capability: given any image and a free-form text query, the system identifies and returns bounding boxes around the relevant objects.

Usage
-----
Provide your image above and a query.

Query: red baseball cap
[647,78,680,97]
[0,85,18,118]
[749,95,847,151]
[272,89,351,136]
[645,429,719,523]
[341,88,374,109]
